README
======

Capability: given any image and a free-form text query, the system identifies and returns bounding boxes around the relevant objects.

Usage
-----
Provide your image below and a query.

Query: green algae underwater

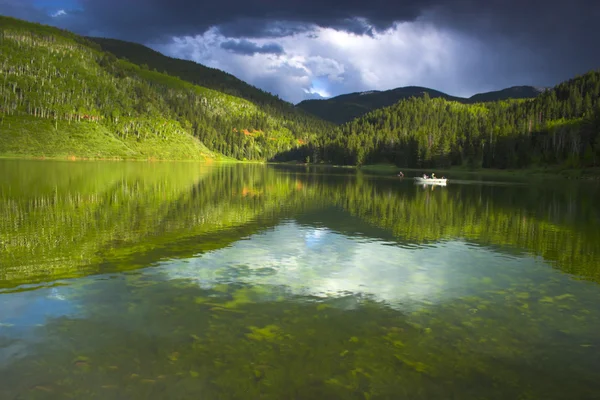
[1,160,600,399]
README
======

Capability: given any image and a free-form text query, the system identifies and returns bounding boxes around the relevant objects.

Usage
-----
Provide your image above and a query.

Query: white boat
[414,177,447,185]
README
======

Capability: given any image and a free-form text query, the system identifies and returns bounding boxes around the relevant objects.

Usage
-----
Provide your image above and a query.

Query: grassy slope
[0,115,216,160]
[0,17,221,160]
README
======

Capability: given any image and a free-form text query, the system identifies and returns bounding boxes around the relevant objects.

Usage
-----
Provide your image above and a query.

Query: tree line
[295,70,600,169]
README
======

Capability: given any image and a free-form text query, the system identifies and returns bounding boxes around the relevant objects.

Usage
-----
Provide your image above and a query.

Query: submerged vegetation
[2,275,599,399]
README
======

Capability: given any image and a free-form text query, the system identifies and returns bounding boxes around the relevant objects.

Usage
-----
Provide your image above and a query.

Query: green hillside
[0,16,331,161]
[297,85,545,124]
[89,37,291,111]
[304,71,600,169]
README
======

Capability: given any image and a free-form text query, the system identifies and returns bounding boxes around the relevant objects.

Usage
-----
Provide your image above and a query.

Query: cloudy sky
[1,0,599,103]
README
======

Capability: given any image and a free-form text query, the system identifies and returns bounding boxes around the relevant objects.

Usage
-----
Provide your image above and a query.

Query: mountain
[308,70,600,169]
[296,86,463,125]
[467,86,547,103]
[297,85,546,124]
[0,15,331,160]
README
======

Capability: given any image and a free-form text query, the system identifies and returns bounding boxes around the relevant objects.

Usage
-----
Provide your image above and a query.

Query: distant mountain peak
[297,84,545,124]
[467,85,546,103]
[296,85,463,124]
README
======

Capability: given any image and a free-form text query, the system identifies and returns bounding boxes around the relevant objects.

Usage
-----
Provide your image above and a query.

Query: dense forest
[293,71,600,169]
[0,16,331,160]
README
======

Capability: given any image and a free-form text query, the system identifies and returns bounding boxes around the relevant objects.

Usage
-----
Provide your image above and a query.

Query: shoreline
[2,156,599,180]
[0,154,240,163]
[357,164,600,181]
[269,161,600,179]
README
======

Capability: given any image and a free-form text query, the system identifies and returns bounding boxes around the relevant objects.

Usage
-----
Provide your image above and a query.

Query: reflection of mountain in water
[1,160,599,289]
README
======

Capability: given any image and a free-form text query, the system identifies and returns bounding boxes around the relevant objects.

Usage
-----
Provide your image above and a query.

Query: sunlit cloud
[303,87,330,99]
[50,9,67,17]
[153,21,489,103]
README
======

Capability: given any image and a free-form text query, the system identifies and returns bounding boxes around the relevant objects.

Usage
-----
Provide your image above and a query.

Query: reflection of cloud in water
[304,227,327,248]
[162,222,538,309]
[0,286,75,365]
[0,287,73,331]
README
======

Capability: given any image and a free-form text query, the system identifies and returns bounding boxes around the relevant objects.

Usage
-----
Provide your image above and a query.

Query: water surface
[1,160,600,399]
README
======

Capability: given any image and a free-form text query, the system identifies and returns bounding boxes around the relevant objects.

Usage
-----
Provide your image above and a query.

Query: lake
[1,159,600,399]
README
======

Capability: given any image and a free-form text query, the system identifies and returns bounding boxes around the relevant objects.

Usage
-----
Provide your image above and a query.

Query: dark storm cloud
[1,0,428,41]
[220,39,284,55]
[0,0,51,22]
[424,0,600,87]
[2,0,600,101]
[217,16,374,38]
[3,0,599,52]
[216,19,315,39]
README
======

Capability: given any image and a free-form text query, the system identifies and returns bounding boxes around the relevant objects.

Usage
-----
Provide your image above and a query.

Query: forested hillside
[303,71,600,169]
[0,16,331,160]
[296,85,545,124]
[89,38,294,112]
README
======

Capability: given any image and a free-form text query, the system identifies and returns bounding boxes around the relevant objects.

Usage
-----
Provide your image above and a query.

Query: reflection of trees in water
[322,178,600,282]
[0,162,315,287]
[1,161,599,288]
[1,277,599,399]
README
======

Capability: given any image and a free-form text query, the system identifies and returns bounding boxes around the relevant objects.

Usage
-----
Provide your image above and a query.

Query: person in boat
[431,173,436,179]
[397,171,404,177]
